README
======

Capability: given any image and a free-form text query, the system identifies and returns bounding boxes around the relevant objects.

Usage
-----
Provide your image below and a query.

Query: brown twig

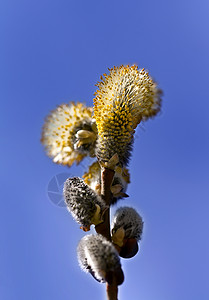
[95,167,114,241]
[106,276,118,300]
[95,167,119,300]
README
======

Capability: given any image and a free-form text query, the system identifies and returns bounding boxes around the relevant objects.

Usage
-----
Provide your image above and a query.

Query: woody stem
[106,276,118,300]
[95,167,118,300]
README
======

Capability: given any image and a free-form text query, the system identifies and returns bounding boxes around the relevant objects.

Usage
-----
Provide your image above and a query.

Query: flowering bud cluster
[41,66,161,168]
[41,64,162,295]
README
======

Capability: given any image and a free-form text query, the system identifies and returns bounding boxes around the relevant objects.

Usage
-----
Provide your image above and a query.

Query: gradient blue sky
[1,0,209,299]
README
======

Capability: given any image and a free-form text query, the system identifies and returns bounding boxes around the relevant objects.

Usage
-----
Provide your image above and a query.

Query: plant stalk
[95,167,119,300]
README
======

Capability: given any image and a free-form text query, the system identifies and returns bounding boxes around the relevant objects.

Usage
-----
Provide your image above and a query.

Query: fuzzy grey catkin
[77,234,124,285]
[111,207,144,241]
[63,177,105,228]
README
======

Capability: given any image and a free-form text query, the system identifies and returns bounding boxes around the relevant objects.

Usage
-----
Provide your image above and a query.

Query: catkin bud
[77,234,124,285]
[41,102,97,167]
[63,177,106,230]
[83,161,130,205]
[111,207,144,243]
[111,207,143,258]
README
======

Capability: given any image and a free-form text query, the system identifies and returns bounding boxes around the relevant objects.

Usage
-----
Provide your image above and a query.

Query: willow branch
[106,276,118,300]
[95,167,119,300]
[95,167,114,241]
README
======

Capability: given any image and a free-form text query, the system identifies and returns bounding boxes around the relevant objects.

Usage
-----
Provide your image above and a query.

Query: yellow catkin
[41,102,95,167]
[93,65,162,165]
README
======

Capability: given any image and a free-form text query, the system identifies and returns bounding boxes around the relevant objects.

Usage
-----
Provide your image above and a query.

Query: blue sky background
[1,0,209,299]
